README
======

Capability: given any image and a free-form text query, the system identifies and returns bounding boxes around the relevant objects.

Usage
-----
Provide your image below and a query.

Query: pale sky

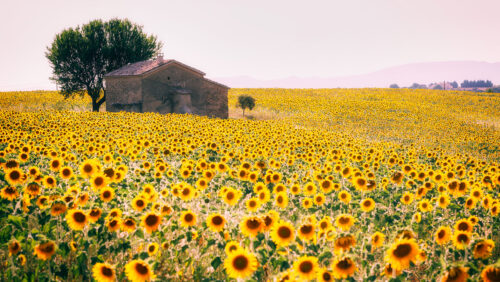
[1,0,500,90]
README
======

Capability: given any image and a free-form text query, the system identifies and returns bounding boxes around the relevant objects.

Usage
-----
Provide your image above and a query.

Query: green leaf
[211,257,222,269]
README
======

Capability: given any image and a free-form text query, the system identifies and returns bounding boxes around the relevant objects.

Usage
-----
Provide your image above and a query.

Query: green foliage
[237,95,256,117]
[46,18,163,111]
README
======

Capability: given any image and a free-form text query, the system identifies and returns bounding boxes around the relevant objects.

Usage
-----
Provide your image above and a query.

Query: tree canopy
[46,18,163,111]
[237,95,256,117]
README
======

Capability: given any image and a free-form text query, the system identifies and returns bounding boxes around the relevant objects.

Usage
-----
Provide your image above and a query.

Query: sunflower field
[0,89,499,281]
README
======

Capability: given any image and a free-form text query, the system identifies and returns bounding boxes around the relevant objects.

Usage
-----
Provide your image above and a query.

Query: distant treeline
[460,80,493,88]
[390,80,495,90]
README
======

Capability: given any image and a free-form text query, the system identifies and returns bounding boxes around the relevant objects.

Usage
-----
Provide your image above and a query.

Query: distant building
[104,56,229,118]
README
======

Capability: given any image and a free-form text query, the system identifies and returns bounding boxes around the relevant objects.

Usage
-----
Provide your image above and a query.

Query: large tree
[46,19,162,111]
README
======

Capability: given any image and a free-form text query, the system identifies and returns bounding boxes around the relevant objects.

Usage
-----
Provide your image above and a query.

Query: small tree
[389,83,399,89]
[46,18,162,111]
[237,95,256,117]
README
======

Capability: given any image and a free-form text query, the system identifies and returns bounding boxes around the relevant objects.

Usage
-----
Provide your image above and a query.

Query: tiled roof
[105,59,206,77]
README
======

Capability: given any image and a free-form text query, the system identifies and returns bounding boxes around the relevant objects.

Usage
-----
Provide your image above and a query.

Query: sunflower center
[89,209,100,216]
[486,268,500,281]
[438,230,446,239]
[182,188,190,196]
[278,226,292,238]
[212,216,223,225]
[5,187,16,194]
[393,243,412,258]
[184,213,194,222]
[135,262,149,275]
[320,222,328,229]
[300,225,313,234]
[226,192,234,200]
[101,266,113,277]
[457,222,469,231]
[363,200,372,207]
[149,245,155,252]
[337,258,352,270]
[232,255,249,270]
[11,242,20,251]
[41,243,54,253]
[299,261,313,273]
[94,177,104,186]
[73,212,86,223]
[249,201,256,207]
[338,217,350,224]
[10,170,21,180]
[109,220,118,227]
[246,219,260,230]
[322,272,332,281]
[137,200,144,207]
[103,191,111,198]
[457,234,468,243]
[83,164,93,173]
[145,215,159,226]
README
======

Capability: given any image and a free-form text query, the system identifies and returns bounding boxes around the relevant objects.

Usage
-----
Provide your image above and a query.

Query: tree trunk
[242,108,245,117]
[92,97,99,112]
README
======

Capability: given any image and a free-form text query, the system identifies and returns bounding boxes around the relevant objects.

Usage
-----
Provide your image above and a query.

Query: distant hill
[212,61,500,88]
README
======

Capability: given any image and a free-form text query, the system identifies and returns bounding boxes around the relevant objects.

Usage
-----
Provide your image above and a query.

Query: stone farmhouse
[104,56,229,118]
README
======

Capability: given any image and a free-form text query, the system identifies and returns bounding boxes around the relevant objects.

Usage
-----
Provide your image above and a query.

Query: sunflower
[224,248,258,279]
[314,193,326,206]
[302,198,313,209]
[88,208,102,223]
[59,166,74,180]
[179,185,195,201]
[92,262,116,282]
[303,182,317,196]
[240,216,262,238]
[225,241,241,255]
[80,160,96,178]
[371,231,385,250]
[400,192,413,205]
[318,217,332,230]
[435,226,451,245]
[334,234,356,253]
[106,218,121,232]
[25,182,41,196]
[207,213,226,232]
[317,268,333,282]
[464,197,476,209]
[452,231,471,250]
[50,202,67,216]
[142,212,162,233]
[290,184,301,195]
[360,198,375,212]
[66,209,88,230]
[125,259,155,282]
[121,218,136,233]
[384,238,420,271]
[275,192,288,209]
[100,187,115,202]
[132,197,148,211]
[223,188,242,205]
[320,179,333,193]
[382,263,401,278]
[298,223,315,241]
[335,214,354,231]
[454,219,473,233]
[472,239,495,259]
[147,243,159,256]
[180,210,197,228]
[257,189,271,204]
[8,239,21,256]
[293,256,318,280]
[438,193,450,208]
[5,168,23,185]
[338,191,351,204]
[1,186,19,201]
[261,212,277,232]
[271,221,295,247]
[481,265,500,282]
[34,241,56,260]
[441,266,469,282]
[331,257,357,279]
[49,158,63,172]
[90,174,107,190]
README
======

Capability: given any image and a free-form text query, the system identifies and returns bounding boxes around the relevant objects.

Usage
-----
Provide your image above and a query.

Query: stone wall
[105,76,142,112]
[105,62,228,118]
